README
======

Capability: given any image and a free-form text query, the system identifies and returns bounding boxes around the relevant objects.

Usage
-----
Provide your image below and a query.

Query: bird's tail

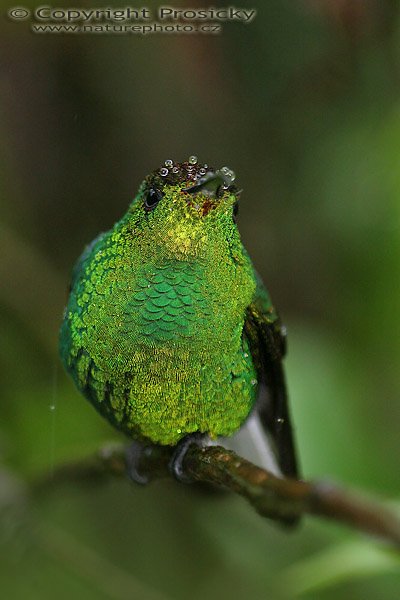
[217,408,282,477]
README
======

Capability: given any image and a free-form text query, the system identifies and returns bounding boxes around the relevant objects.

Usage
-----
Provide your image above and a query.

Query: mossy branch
[33,443,400,547]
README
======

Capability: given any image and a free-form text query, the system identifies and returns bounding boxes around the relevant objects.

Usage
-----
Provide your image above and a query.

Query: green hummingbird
[59,156,299,486]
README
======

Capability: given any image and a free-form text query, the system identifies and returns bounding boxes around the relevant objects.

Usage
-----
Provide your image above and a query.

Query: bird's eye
[144,188,163,211]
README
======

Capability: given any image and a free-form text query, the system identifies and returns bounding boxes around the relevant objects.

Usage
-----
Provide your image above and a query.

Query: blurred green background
[1,0,400,598]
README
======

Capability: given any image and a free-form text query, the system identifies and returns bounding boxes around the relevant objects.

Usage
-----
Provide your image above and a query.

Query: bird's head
[126,156,241,260]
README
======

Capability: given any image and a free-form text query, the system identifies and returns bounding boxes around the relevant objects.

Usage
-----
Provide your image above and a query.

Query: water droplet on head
[172,166,179,173]
[220,166,236,184]
[160,167,169,176]
[164,159,174,168]
[199,168,206,175]
[188,155,198,165]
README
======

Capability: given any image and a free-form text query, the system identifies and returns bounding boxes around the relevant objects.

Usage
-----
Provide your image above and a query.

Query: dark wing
[244,274,299,480]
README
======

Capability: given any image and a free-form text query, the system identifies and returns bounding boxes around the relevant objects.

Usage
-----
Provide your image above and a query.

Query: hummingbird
[59,156,299,491]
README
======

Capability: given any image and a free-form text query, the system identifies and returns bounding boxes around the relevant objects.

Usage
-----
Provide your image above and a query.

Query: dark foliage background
[1,0,400,598]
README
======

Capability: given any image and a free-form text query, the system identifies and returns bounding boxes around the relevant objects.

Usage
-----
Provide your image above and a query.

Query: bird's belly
[68,260,258,444]
[84,338,258,445]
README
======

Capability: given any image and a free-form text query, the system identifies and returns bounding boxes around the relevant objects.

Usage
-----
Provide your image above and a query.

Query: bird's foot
[125,440,152,485]
[169,433,205,483]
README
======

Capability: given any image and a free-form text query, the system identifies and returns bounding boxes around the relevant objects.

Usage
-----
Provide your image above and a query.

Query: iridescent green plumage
[59,158,298,478]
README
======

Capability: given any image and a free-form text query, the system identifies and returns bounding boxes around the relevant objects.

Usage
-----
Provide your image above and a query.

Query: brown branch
[32,443,400,547]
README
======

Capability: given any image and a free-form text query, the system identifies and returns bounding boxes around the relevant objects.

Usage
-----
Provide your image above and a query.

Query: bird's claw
[125,440,151,485]
[169,433,205,483]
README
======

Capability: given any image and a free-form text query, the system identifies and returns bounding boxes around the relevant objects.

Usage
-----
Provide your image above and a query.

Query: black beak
[183,168,235,197]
